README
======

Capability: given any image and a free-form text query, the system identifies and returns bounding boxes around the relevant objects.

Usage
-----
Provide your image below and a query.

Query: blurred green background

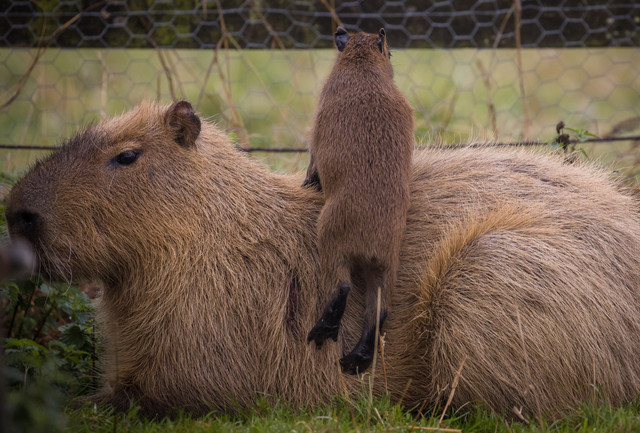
[1,46,639,181]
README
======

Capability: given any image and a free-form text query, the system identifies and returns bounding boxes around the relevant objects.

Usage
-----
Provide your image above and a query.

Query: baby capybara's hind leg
[307,282,350,348]
[340,266,387,375]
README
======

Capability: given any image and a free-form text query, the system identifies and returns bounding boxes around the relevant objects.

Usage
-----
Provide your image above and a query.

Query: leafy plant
[547,121,598,159]
[2,277,97,432]
[565,126,600,143]
[1,181,97,432]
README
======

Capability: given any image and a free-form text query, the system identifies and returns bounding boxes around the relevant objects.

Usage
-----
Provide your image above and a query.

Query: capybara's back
[381,147,640,415]
[5,101,640,418]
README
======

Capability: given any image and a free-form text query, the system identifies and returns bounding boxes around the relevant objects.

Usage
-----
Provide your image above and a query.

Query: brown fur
[5,101,640,419]
[304,28,414,372]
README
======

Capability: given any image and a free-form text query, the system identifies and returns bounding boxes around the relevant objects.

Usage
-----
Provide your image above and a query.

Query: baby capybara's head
[5,101,210,284]
[334,27,393,77]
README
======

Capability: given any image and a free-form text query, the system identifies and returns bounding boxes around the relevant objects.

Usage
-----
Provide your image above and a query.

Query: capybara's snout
[3,189,40,278]
[0,236,36,279]
[6,207,43,244]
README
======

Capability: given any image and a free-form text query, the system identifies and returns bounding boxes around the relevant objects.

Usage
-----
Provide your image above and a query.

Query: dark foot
[339,341,373,375]
[302,172,322,192]
[339,310,387,375]
[307,283,350,348]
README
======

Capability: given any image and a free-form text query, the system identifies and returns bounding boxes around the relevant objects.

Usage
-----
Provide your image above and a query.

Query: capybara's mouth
[5,209,74,282]
[10,236,74,283]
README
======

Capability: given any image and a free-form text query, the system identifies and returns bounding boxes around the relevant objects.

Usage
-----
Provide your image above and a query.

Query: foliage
[546,121,598,159]
[3,277,96,388]
[2,276,97,433]
[0,182,97,432]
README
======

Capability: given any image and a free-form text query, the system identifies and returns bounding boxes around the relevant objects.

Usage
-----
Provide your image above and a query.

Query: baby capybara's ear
[335,27,350,52]
[164,100,201,148]
[377,28,386,53]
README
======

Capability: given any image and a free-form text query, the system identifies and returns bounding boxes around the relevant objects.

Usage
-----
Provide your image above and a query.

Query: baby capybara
[304,27,414,374]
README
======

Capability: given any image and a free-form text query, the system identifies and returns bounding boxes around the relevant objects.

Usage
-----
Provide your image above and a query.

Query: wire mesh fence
[1,1,640,179]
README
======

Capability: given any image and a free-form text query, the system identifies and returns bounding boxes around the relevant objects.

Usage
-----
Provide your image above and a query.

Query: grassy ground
[64,397,640,433]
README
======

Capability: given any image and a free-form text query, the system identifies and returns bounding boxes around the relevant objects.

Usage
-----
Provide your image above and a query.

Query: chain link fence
[1,1,640,179]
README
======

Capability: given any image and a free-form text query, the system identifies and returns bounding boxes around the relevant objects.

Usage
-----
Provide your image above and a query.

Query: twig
[98,51,108,120]
[502,419,514,433]
[516,308,541,424]
[215,0,249,145]
[219,31,300,149]
[413,399,429,421]
[0,1,107,111]
[475,59,498,139]
[438,357,466,425]
[13,284,37,339]
[511,406,529,424]
[380,333,388,394]
[440,93,458,132]
[367,286,383,428]
[513,0,530,139]
[31,305,53,343]
[157,50,176,100]
[296,421,314,433]
[251,2,286,50]
[492,7,514,50]
[320,0,343,29]
[374,407,385,426]
[6,303,20,338]
[397,378,413,408]
[166,50,187,98]
[195,47,218,109]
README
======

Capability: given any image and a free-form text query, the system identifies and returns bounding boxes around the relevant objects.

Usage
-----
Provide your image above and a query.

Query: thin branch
[251,1,286,50]
[320,0,343,29]
[514,0,530,140]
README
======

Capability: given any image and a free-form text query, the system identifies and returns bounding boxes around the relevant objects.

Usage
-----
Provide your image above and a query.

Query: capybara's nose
[6,209,43,242]
[0,239,36,279]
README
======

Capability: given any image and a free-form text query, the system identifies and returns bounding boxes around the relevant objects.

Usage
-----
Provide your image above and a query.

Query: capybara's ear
[164,100,201,148]
[335,27,350,52]
[377,28,386,53]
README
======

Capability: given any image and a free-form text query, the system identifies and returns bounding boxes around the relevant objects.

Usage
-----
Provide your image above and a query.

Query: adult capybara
[304,27,414,375]
[5,101,640,419]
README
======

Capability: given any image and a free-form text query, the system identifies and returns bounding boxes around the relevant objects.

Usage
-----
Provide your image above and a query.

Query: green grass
[62,396,640,433]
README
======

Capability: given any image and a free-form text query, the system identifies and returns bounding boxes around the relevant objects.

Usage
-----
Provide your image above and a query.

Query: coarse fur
[304,27,414,374]
[5,101,640,419]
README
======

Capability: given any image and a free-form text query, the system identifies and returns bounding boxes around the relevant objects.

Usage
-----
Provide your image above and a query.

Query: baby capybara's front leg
[307,282,350,348]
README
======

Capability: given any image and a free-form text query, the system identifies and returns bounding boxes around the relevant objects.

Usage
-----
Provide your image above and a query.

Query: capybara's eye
[112,150,142,166]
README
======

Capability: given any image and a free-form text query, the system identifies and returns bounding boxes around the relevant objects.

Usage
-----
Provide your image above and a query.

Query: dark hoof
[307,321,340,348]
[339,310,386,374]
[340,346,373,375]
[307,283,350,348]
